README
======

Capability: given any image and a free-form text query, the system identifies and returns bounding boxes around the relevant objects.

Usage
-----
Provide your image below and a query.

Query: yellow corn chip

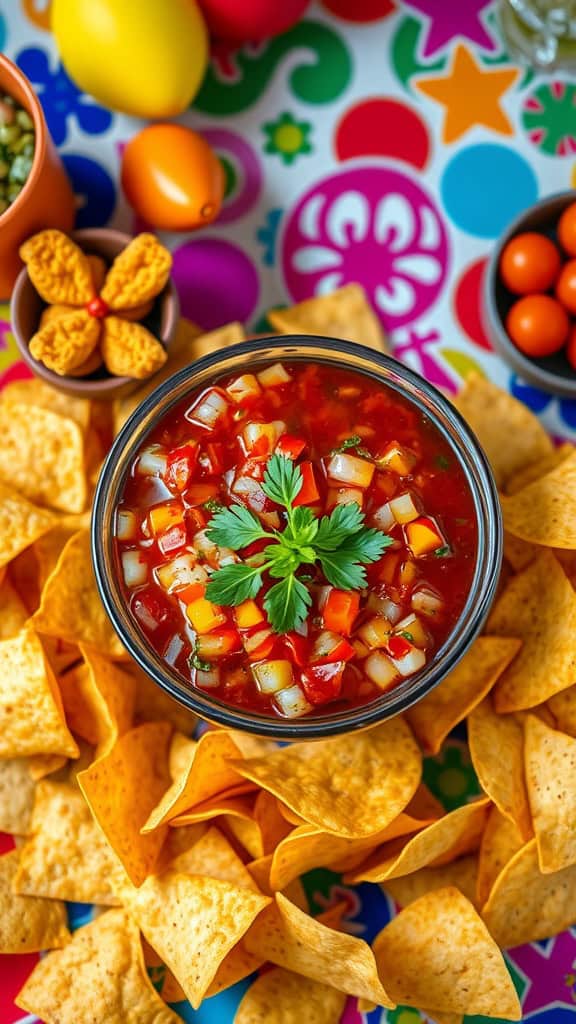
[254,791,293,856]
[468,697,532,840]
[503,531,536,572]
[523,713,576,873]
[205,940,265,1000]
[6,542,41,612]
[0,481,56,569]
[0,576,27,639]
[130,663,198,734]
[406,636,521,754]
[501,448,576,549]
[244,894,393,1007]
[20,229,94,305]
[170,792,256,828]
[231,718,421,840]
[224,812,265,860]
[168,731,197,779]
[269,283,388,353]
[0,402,87,513]
[0,758,36,833]
[15,908,181,1024]
[78,721,172,886]
[235,967,346,1024]
[487,551,576,710]
[170,825,260,892]
[548,684,576,736]
[120,871,270,1008]
[476,806,524,908]
[101,316,168,379]
[453,373,552,488]
[29,310,101,375]
[58,645,136,756]
[27,753,68,780]
[14,779,123,904]
[383,855,479,910]
[0,626,78,759]
[32,530,126,658]
[373,887,520,1019]
[505,442,574,495]
[345,798,491,885]
[101,232,172,309]
[406,783,445,820]
[0,849,69,953]
[482,838,576,946]
[2,379,92,432]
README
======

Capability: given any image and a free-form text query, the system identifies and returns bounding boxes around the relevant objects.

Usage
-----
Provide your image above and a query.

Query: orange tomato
[499,232,561,295]
[506,294,569,357]
[566,324,576,370]
[121,124,224,231]
[558,201,576,257]
[556,258,576,315]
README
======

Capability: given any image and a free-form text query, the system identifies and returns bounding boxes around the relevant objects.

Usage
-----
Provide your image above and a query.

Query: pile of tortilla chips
[2,288,576,1024]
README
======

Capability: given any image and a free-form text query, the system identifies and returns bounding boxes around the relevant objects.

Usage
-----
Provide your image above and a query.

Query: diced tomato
[165,444,198,492]
[186,507,207,533]
[177,581,206,605]
[293,462,320,507]
[196,629,242,659]
[276,434,306,460]
[301,662,344,705]
[131,589,171,632]
[158,523,188,556]
[311,630,355,664]
[282,631,310,667]
[387,635,412,660]
[243,627,277,661]
[322,589,360,636]
[199,442,225,476]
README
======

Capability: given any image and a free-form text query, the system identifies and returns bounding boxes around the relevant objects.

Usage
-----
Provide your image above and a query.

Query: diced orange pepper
[293,462,320,506]
[186,597,226,634]
[177,582,206,605]
[405,517,444,557]
[322,589,360,636]
[234,600,265,629]
[149,502,184,537]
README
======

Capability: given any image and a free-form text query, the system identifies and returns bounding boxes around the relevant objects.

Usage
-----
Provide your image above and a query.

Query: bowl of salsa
[92,336,502,739]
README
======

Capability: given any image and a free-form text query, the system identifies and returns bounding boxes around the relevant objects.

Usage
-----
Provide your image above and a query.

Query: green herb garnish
[399,631,414,642]
[187,650,212,672]
[203,498,225,514]
[435,454,450,471]
[205,453,391,633]
[434,545,451,558]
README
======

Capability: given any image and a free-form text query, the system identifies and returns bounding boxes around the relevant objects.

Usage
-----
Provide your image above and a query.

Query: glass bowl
[92,336,502,741]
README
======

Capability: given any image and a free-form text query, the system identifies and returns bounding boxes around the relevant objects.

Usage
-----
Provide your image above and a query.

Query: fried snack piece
[101,316,167,379]
[20,230,94,305]
[101,233,172,309]
[29,310,101,375]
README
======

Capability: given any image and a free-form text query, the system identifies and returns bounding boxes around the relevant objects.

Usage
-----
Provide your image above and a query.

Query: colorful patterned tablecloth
[1,1,576,1021]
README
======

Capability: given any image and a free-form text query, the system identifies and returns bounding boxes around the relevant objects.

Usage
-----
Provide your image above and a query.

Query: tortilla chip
[487,551,576,710]
[0,402,87,513]
[523,713,576,873]
[14,779,123,904]
[383,855,479,910]
[27,753,68,780]
[32,530,126,659]
[58,646,136,756]
[2,378,92,432]
[468,698,532,840]
[453,373,552,488]
[130,663,198,733]
[167,732,196,779]
[477,806,524,908]
[120,871,270,1008]
[205,940,265,1000]
[170,791,256,828]
[269,284,388,353]
[41,635,81,677]
[0,849,69,953]
[0,626,78,759]
[78,721,172,885]
[15,908,181,1024]
[501,449,576,549]
[143,730,251,832]
[232,718,421,840]
[169,825,261,892]
[373,887,520,1018]
[345,798,491,885]
[223,806,265,860]
[505,442,574,495]
[503,531,536,572]
[482,838,576,946]
[34,523,81,590]
[235,967,347,1024]
[0,481,56,569]
[0,576,27,639]
[254,791,294,855]
[406,636,521,755]
[0,758,36,834]
[547,684,576,736]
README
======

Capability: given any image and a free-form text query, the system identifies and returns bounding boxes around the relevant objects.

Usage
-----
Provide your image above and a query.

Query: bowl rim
[91,335,503,740]
[0,53,47,229]
[484,188,576,398]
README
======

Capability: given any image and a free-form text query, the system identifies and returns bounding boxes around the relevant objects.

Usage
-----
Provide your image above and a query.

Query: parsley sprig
[205,453,391,633]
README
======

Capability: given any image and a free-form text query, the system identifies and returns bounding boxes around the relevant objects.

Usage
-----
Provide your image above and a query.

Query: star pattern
[415,45,519,143]
[402,0,497,58]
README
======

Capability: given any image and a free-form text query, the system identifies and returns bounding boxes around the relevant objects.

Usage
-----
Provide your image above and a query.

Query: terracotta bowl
[11,228,180,400]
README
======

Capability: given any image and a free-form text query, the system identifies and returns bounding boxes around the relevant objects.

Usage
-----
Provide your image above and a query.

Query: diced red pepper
[312,632,355,665]
[186,508,207,533]
[282,631,310,667]
[276,434,306,461]
[322,589,360,636]
[158,523,188,556]
[131,589,171,632]
[293,462,320,507]
[165,443,198,492]
[177,581,206,605]
[301,662,344,705]
[387,635,412,660]
[199,442,225,476]
[247,634,278,661]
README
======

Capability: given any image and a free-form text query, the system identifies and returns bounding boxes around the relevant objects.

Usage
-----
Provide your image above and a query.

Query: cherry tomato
[121,124,224,231]
[198,0,310,41]
[499,232,561,295]
[556,258,576,315]
[506,294,569,357]
[567,324,576,370]
[558,201,576,257]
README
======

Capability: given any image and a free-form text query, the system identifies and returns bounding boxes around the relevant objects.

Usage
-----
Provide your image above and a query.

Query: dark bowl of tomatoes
[484,190,576,397]
[92,335,502,740]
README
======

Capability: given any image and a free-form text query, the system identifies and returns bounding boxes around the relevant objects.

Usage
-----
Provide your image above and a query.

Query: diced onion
[121,550,148,588]
[390,646,426,677]
[243,627,273,655]
[155,553,200,593]
[257,362,291,388]
[327,452,374,489]
[253,660,293,694]
[366,593,402,624]
[226,374,262,404]
[372,502,394,532]
[186,388,229,429]
[311,630,345,662]
[137,446,167,477]
[195,632,236,658]
[394,613,431,649]
[273,684,312,718]
[364,651,399,690]
[163,633,185,666]
[358,616,392,650]
[242,420,286,454]
[195,665,221,689]
[326,487,365,509]
[411,586,444,618]
[116,509,137,541]
[193,529,218,559]
[132,598,159,631]
[389,492,420,524]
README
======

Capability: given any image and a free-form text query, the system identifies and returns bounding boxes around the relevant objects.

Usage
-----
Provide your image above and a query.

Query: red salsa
[114,361,477,719]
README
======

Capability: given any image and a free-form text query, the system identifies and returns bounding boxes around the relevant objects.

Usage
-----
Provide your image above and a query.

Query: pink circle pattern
[281,165,450,331]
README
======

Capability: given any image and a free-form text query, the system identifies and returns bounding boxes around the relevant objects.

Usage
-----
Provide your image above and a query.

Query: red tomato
[506,294,570,357]
[198,0,310,41]
[121,124,224,231]
[555,258,576,314]
[566,324,576,370]
[558,201,576,257]
[499,232,561,295]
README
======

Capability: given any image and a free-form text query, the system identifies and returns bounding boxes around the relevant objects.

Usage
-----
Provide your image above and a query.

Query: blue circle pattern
[511,374,576,431]
[16,46,113,147]
[441,144,538,239]
[62,153,116,228]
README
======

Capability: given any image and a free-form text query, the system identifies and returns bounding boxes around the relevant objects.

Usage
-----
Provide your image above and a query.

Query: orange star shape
[415,44,519,144]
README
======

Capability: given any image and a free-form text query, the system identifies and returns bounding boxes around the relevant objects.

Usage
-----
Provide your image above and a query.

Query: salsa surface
[114,360,477,719]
